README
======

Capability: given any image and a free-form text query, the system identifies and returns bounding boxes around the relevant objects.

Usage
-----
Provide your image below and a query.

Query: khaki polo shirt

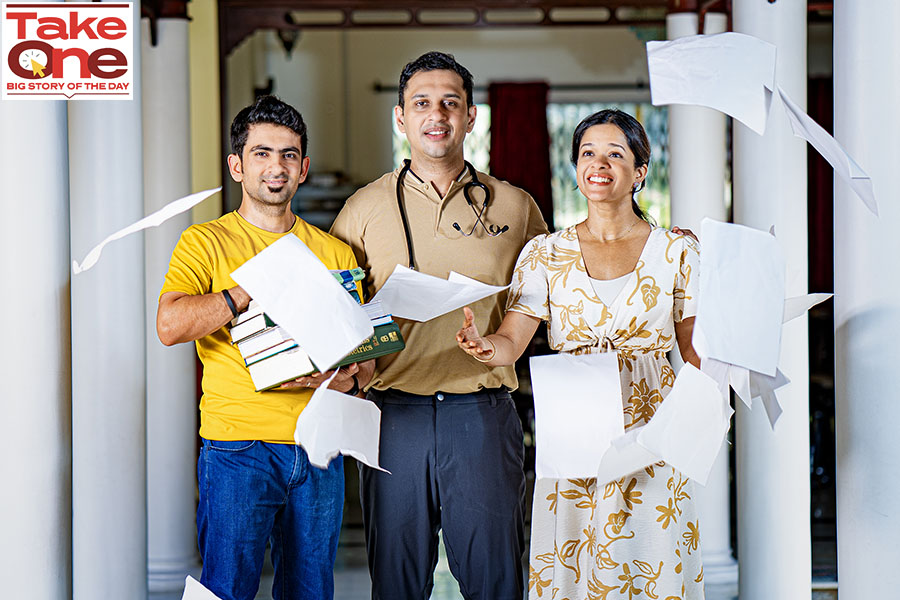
[330,165,549,395]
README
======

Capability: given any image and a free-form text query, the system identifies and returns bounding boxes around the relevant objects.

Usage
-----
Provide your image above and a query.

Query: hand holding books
[281,361,364,395]
[229,268,405,392]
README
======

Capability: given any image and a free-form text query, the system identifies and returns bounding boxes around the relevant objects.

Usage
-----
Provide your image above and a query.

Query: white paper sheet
[294,370,388,472]
[693,219,785,377]
[637,364,732,486]
[777,86,878,215]
[231,235,373,371]
[182,576,221,600]
[371,265,509,322]
[784,293,832,323]
[529,353,623,479]
[646,32,877,216]
[749,368,791,429]
[72,187,220,274]
[647,32,776,135]
[596,428,661,486]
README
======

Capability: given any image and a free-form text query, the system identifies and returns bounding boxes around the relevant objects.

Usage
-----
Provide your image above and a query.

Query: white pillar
[732,1,810,599]
[668,12,729,226]
[142,17,199,592]
[833,2,900,598]
[666,11,737,588]
[70,3,147,598]
[0,101,71,600]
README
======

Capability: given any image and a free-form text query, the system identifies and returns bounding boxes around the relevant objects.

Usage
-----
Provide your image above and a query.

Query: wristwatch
[346,374,360,396]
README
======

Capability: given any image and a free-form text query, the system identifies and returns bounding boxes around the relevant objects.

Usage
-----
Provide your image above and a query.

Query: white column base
[149,558,202,592]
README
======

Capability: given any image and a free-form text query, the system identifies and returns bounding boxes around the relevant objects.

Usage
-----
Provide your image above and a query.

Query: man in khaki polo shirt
[330,51,548,600]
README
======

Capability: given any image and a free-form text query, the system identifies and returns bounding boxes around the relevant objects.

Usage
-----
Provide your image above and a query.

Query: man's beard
[250,183,293,206]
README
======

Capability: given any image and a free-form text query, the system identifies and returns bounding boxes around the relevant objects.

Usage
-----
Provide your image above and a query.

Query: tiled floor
[149,463,838,600]
[152,529,837,600]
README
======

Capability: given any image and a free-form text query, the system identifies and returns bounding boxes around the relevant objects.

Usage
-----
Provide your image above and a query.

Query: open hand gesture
[456,306,495,361]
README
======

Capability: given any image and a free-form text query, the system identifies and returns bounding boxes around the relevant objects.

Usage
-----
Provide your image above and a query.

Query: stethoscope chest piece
[396,159,509,269]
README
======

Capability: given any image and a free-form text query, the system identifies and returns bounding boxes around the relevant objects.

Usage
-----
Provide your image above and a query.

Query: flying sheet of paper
[182,576,221,600]
[693,219,785,377]
[777,86,877,215]
[647,32,776,135]
[637,363,732,486]
[529,352,623,480]
[596,428,661,486]
[371,265,508,322]
[749,368,791,429]
[702,357,790,428]
[784,293,833,323]
[294,370,388,472]
[72,187,221,274]
[231,235,373,371]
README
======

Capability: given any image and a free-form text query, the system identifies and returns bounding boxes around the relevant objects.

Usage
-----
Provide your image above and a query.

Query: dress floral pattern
[508,225,704,600]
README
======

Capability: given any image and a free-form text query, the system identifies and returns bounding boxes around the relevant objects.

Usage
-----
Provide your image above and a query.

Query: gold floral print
[626,260,661,313]
[546,480,560,514]
[549,299,596,343]
[618,560,663,600]
[660,364,676,388]
[625,379,663,427]
[656,473,691,530]
[548,247,587,290]
[603,477,644,510]
[682,520,700,554]
[587,572,619,600]
[559,478,598,520]
[518,227,703,600]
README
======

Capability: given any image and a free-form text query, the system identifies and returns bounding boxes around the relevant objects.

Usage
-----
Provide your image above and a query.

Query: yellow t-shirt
[160,211,360,442]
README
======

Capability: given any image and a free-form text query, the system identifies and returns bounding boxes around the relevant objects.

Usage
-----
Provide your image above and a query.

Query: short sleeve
[159,226,213,298]
[506,235,550,321]
[523,192,551,241]
[673,235,700,322]
[329,200,366,272]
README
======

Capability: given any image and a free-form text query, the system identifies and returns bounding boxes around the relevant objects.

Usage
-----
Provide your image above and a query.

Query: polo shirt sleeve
[506,234,551,321]
[523,192,551,240]
[330,199,366,273]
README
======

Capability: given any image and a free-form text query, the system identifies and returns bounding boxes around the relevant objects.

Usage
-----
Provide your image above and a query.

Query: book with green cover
[248,323,405,392]
[332,321,405,368]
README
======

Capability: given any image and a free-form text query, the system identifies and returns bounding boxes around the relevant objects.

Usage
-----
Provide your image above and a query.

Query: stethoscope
[395,159,509,270]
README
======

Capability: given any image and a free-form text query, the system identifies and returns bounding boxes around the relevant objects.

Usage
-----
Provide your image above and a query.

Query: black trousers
[360,388,526,600]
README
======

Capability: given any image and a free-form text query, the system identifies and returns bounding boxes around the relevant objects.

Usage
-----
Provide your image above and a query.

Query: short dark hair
[398,51,474,108]
[230,95,308,159]
[571,109,652,222]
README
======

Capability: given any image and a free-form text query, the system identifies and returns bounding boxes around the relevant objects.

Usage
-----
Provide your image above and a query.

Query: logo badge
[2,2,133,100]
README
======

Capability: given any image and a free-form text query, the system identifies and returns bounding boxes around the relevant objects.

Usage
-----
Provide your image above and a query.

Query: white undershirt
[588,272,632,306]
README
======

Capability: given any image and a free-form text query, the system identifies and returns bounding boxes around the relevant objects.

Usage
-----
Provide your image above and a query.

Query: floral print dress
[507,225,704,600]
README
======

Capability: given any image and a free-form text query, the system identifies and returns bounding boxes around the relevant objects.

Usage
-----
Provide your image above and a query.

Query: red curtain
[488,82,554,230]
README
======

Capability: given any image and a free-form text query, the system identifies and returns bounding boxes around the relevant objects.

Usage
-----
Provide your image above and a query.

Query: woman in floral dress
[456,109,704,600]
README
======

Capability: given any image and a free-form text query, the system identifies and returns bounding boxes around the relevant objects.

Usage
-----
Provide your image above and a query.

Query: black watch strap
[222,289,238,318]
[346,374,360,396]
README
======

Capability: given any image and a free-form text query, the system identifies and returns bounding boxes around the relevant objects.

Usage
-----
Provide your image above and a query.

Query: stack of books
[229,268,405,391]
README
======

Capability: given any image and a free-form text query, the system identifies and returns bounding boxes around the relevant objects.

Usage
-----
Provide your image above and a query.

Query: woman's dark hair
[398,51,474,108]
[570,109,651,221]
[230,95,308,159]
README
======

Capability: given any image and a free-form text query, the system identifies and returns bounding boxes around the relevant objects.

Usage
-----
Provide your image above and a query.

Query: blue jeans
[197,439,344,600]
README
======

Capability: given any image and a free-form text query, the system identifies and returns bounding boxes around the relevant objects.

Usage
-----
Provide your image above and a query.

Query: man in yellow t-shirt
[157,96,372,600]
